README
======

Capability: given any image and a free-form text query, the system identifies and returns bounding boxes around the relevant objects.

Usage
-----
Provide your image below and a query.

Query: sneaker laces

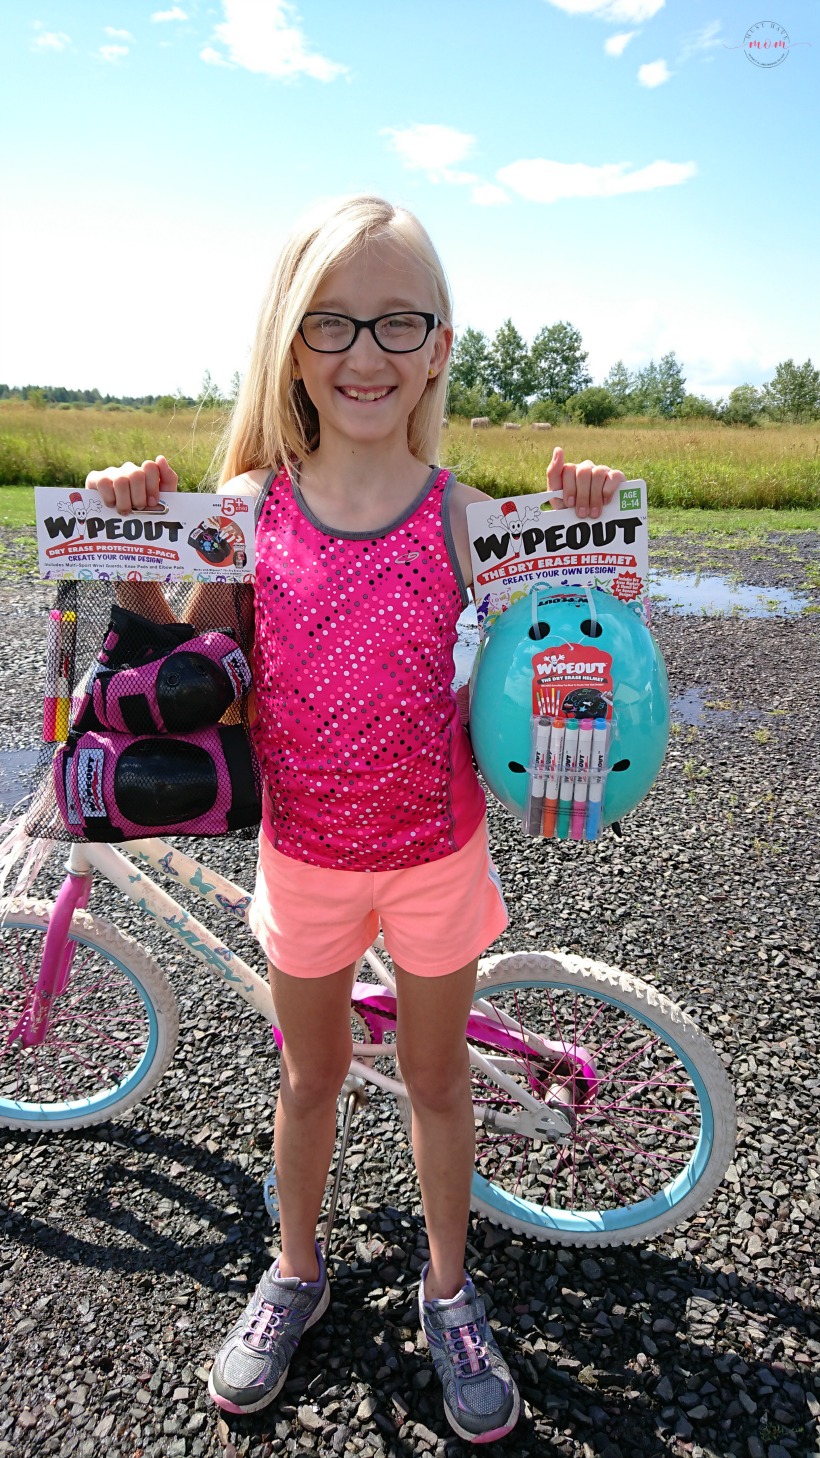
[245,1300,286,1352]
[444,1321,490,1378]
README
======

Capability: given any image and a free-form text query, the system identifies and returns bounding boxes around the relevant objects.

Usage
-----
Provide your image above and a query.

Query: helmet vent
[612,758,630,772]
[527,621,551,641]
[579,618,603,639]
[508,761,526,774]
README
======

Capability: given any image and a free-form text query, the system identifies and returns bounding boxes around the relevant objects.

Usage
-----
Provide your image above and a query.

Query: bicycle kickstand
[322,1075,368,1261]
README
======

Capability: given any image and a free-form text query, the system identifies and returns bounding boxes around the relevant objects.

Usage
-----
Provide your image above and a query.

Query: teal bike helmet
[470,586,669,829]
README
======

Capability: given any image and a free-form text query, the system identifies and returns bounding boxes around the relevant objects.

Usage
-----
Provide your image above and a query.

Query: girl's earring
[428,369,436,379]
[292,369,301,383]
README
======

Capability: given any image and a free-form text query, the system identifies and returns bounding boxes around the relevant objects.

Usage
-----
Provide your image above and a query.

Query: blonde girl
[88,193,624,1445]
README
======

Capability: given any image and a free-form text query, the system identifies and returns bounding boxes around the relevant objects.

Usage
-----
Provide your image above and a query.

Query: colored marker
[55,609,76,740]
[585,717,610,841]
[42,609,62,741]
[524,716,552,835]
[542,714,565,838]
[570,718,595,841]
[556,718,579,840]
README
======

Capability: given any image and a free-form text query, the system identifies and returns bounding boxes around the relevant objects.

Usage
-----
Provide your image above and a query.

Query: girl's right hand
[85,455,178,515]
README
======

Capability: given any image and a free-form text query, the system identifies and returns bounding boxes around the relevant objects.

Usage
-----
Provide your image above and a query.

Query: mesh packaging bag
[25,579,262,843]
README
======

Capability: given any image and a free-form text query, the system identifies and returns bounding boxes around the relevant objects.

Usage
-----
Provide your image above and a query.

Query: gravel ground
[1,526,819,1458]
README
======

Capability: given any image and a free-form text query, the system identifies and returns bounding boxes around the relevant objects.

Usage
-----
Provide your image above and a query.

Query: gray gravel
[1,526,819,1458]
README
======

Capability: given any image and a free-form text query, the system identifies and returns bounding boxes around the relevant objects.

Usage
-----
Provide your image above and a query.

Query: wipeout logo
[44,509,183,544]
[472,514,642,566]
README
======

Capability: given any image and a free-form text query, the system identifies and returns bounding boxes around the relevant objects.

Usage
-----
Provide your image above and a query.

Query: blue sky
[1,0,816,402]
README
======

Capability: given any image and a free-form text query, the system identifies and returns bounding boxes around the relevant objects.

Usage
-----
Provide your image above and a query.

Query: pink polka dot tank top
[251,464,485,870]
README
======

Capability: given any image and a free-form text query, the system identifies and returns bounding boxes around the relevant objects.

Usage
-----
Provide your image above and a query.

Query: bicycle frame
[11,836,581,1140]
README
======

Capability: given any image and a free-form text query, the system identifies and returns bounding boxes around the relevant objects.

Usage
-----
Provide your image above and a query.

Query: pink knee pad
[71,606,251,737]
[88,630,252,735]
[53,725,260,841]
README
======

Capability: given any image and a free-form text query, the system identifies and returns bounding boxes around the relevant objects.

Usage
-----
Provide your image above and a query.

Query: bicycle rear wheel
[466,951,736,1247]
[0,897,178,1131]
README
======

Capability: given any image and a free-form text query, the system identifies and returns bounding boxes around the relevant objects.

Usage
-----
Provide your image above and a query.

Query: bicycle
[0,831,736,1249]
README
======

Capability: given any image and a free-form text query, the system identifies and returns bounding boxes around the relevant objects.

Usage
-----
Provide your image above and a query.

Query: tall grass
[443,418,820,509]
[1,403,819,509]
[0,403,225,491]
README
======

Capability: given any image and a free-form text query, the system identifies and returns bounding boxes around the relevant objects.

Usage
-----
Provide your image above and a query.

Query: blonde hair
[217,195,453,485]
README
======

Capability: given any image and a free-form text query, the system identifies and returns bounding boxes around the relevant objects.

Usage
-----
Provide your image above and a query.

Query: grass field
[1,402,819,511]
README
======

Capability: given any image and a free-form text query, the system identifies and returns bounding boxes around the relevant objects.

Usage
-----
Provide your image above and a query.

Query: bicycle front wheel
[0,897,179,1131]
[467,951,736,1247]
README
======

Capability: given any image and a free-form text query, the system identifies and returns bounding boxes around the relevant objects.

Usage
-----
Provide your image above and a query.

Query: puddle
[650,572,810,617]
[0,748,40,813]
[670,687,771,727]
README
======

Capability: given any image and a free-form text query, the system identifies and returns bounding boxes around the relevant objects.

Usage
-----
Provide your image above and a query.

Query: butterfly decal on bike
[215,892,252,917]
[190,867,216,896]
[159,852,179,878]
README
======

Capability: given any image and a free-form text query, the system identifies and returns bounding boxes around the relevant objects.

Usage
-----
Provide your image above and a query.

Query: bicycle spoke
[1,917,156,1113]
[469,972,711,1223]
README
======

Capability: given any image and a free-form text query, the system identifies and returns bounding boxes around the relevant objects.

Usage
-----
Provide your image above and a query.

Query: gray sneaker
[209,1244,330,1414]
[419,1264,520,1444]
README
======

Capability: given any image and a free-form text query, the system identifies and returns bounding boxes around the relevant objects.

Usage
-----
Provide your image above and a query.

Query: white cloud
[151,6,188,19]
[98,44,129,63]
[105,27,135,42]
[201,46,230,66]
[637,58,671,86]
[383,126,510,206]
[471,183,511,207]
[205,0,348,82]
[677,20,723,64]
[496,156,695,203]
[382,124,475,175]
[605,31,636,56]
[32,29,71,52]
[542,0,664,20]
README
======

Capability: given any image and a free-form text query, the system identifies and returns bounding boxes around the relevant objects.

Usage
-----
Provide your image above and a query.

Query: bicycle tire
[395,949,735,1247]
[0,896,179,1131]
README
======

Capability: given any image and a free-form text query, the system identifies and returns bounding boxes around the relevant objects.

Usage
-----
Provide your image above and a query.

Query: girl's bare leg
[394,959,479,1301]
[268,961,358,1281]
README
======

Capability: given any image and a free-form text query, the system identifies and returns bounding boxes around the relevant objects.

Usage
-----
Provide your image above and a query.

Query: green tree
[488,319,532,407]
[450,327,491,393]
[527,398,560,424]
[198,369,225,408]
[530,322,591,405]
[229,370,242,402]
[678,393,717,419]
[719,384,765,427]
[484,391,514,424]
[762,358,820,422]
[602,360,636,415]
[633,352,686,417]
[566,387,619,427]
[446,380,488,419]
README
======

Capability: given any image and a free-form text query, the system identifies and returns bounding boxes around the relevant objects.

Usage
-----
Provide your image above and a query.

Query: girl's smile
[336,385,397,403]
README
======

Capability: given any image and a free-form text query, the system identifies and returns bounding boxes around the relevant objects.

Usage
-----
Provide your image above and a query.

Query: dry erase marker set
[523,713,611,841]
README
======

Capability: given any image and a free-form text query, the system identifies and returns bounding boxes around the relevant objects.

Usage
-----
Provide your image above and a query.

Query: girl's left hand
[547,446,625,519]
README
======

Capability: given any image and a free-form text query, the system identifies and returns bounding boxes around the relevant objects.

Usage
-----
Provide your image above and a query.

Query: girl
[88,194,625,1445]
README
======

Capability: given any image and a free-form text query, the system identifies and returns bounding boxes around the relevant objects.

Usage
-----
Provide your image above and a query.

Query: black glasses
[298,311,439,354]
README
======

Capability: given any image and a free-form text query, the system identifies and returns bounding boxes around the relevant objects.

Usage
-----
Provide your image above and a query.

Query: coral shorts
[248,815,508,978]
